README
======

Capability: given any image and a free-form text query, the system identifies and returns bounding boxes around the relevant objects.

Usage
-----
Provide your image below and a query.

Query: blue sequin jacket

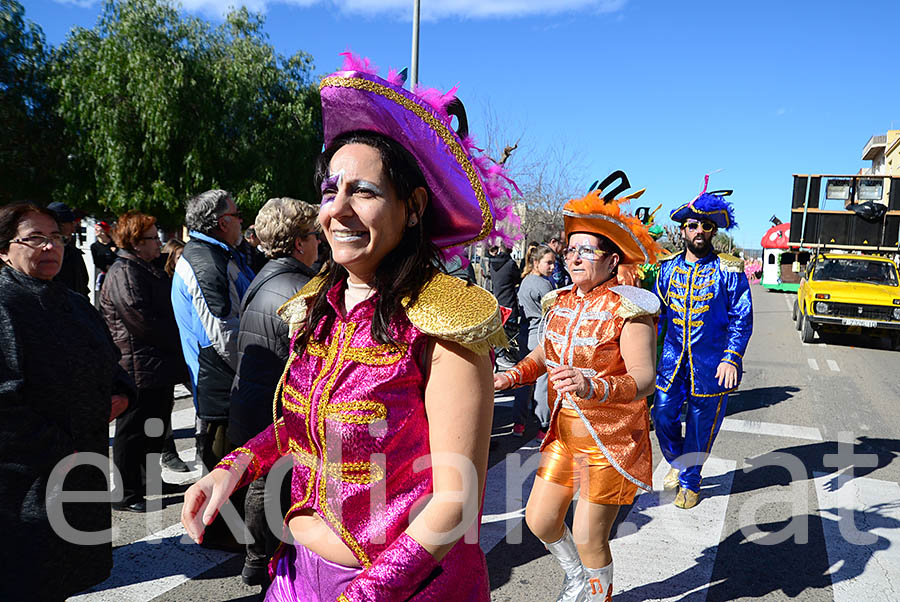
[654,252,753,396]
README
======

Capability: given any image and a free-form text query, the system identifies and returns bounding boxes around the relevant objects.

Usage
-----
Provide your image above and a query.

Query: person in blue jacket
[171,189,255,469]
[653,181,752,509]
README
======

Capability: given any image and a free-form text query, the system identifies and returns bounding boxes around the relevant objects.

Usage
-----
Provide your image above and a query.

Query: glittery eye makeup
[353,181,384,197]
[320,170,345,204]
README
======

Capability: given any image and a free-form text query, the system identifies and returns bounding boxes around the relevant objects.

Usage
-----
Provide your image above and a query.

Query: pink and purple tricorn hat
[319,53,521,262]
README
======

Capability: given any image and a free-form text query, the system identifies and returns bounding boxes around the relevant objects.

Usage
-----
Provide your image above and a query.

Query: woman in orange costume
[495,172,660,602]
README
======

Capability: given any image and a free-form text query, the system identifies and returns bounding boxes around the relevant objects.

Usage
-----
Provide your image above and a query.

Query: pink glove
[338,533,440,601]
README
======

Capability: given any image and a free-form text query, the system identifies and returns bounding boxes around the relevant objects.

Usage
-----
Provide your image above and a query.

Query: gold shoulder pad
[717,253,745,273]
[404,273,507,356]
[610,285,661,320]
[277,274,328,335]
[540,289,562,316]
[658,251,680,262]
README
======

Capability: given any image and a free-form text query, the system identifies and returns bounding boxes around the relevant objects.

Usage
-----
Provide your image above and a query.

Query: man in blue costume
[653,183,753,509]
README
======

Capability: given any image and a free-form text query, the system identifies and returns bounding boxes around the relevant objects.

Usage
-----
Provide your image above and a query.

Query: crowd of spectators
[0,189,574,597]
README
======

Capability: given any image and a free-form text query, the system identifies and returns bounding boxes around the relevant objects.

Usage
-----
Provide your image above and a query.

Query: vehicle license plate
[841,318,877,328]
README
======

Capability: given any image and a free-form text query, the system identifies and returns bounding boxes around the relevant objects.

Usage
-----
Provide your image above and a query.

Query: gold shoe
[663,467,680,491]
[674,487,700,509]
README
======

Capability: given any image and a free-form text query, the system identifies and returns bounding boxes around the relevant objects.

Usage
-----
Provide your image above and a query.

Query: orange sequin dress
[538,280,658,497]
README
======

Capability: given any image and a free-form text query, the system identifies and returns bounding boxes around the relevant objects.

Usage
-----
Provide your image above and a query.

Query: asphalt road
[73,283,900,601]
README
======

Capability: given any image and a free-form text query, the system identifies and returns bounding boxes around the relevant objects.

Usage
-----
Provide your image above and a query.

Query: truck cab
[794,253,900,346]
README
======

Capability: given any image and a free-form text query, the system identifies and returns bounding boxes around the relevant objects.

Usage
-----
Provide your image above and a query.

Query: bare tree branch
[498,140,518,165]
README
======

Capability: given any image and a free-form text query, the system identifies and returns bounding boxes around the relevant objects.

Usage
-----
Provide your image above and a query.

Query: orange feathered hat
[563,170,662,265]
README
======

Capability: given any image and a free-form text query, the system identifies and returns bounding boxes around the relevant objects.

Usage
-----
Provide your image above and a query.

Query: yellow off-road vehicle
[793,253,900,347]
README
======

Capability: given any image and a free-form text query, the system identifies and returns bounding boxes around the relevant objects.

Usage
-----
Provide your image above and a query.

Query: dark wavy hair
[0,203,59,252]
[295,130,441,351]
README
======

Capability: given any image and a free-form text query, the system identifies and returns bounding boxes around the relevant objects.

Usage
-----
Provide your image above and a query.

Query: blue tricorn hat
[670,176,736,230]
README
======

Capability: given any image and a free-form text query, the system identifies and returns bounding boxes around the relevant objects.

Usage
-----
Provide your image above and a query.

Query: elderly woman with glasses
[495,176,660,602]
[0,203,134,600]
[100,211,186,513]
[227,197,321,587]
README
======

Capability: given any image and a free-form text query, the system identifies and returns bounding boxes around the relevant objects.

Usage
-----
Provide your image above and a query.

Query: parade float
[787,174,900,346]
[760,222,809,292]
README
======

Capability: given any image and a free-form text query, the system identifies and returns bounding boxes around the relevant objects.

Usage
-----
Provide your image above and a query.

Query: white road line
[109,407,195,439]
[70,523,235,602]
[89,437,543,600]
[827,359,840,372]
[479,440,542,554]
[614,458,736,601]
[808,358,820,370]
[719,418,823,441]
[814,473,900,601]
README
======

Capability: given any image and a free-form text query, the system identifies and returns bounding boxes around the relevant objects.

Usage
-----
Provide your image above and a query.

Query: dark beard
[685,236,713,257]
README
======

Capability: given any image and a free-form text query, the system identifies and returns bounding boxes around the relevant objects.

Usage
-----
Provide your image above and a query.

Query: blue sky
[22,0,900,248]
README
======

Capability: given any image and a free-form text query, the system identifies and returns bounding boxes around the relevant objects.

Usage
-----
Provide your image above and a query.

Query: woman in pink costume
[181,53,519,601]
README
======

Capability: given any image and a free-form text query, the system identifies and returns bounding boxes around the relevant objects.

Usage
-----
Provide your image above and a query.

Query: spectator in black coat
[90,220,118,296]
[240,225,269,274]
[100,211,185,512]
[488,243,521,368]
[0,203,133,600]
[47,201,90,297]
[228,197,320,586]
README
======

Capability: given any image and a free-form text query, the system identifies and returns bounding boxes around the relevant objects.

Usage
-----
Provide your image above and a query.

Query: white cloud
[136,0,627,20]
[52,0,99,8]
[337,0,627,19]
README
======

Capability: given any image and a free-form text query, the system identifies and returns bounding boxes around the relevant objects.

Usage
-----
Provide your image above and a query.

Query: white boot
[543,525,586,602]
[583,561,613,601]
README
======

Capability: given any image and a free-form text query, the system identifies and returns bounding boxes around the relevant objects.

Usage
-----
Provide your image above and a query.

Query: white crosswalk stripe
[479,440,541,554]
[719,418,823,441]
[808,358,819,370]
[90,393,900,601]
[70,522,235,602]
[612,458,736,601]
[814,473,900,601]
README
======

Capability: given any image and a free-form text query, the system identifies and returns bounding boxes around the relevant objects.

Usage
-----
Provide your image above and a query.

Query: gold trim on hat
[671,202,732,228]
[320,75,493,246]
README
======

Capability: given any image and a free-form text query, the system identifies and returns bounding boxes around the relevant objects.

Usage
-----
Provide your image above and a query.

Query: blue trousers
[652,366,729,492]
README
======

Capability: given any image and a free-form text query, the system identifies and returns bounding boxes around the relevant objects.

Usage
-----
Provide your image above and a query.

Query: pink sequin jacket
[216,274,506,600]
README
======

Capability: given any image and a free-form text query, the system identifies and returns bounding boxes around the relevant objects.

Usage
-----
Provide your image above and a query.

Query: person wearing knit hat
[181,52,519,601]
[495,171,661,602]
[653,176,753,509]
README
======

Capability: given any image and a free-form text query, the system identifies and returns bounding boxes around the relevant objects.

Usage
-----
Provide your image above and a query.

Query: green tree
[660,226,743,256]
[712,231,742,255]
[51,0,321,227]
[0,0,66,203]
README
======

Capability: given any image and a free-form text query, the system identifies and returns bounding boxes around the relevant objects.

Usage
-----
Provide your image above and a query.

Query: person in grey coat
[511,244,556,437]
[228,197,320,587]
